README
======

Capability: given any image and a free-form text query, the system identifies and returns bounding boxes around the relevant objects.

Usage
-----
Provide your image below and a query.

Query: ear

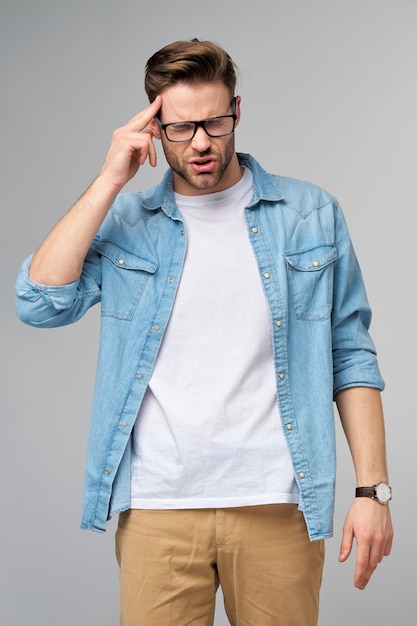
[234,95,242,128]
[149,118,162,139]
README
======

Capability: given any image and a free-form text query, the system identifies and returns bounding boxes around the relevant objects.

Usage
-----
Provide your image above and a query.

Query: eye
[169,122,194,135]
[205,118,227,131]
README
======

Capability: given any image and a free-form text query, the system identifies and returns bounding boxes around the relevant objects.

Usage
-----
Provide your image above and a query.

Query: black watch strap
[356,483,392,504]
[355,486,376,498]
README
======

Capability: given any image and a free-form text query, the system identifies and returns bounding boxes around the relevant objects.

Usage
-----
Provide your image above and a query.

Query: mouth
[189,157,217,174]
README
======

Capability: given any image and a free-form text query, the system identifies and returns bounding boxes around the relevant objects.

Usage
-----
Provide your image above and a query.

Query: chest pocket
[284,244,337,321]
[95,241,158,320]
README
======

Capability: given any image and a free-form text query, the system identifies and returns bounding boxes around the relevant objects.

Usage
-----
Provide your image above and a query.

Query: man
[15,39,393,625]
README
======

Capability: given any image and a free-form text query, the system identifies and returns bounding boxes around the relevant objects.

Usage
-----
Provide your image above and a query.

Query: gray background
[1,0,415,624]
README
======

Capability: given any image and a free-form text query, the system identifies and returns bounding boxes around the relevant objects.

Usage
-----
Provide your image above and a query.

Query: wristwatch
[355,482,392,504]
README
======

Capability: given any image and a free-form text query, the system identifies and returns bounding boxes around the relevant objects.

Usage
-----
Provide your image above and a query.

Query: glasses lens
[205,116,235,137]
[165,123,195,142]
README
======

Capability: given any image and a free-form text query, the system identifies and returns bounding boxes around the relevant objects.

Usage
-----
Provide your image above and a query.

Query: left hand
[338,497,393,589]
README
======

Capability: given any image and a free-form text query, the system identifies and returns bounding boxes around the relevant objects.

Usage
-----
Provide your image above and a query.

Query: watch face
[376,483,391,503]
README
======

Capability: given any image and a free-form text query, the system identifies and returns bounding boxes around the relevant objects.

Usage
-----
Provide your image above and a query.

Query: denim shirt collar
[141,153,284,218]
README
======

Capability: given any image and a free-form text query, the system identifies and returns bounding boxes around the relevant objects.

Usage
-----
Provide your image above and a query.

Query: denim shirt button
[251,227,258,234]
[137,374,144,381]
[105,469,111,476]
[299,472,305,479]
[275,320,282,328]
[263,272,271,279]
[279,372,285,380]
[286,423,292,430]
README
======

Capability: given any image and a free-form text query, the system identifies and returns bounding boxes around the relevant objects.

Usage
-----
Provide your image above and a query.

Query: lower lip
[190,160,216,173]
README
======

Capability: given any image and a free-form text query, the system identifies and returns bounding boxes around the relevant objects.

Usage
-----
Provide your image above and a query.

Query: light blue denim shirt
[15,153,384,541]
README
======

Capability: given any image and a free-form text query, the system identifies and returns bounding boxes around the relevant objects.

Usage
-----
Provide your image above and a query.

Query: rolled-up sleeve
[15,247,102,328]
[331,204,385,394]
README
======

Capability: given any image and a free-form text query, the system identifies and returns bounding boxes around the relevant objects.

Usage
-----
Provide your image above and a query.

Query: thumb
[339,527,353,563]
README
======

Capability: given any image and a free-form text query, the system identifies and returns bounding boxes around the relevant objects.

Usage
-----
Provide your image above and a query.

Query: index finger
[126,95,162,132]
[354,541,373,590]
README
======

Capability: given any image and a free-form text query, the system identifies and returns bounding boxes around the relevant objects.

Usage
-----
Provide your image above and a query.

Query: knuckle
[112,127,124,140]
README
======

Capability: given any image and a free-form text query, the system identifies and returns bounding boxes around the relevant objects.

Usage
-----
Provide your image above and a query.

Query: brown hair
[144,39,238,102]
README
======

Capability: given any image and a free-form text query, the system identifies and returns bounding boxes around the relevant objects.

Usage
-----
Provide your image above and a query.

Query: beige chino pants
[115,504,324,626]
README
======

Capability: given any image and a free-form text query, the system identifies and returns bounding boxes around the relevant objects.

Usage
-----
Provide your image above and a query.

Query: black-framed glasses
[155,97,237,143]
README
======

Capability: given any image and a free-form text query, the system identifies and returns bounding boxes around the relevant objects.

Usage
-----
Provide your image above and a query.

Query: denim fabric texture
[15,153,384,540]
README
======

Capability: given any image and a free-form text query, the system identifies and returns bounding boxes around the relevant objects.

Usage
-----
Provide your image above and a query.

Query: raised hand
[29,95,163,285]
[99,95,162,192]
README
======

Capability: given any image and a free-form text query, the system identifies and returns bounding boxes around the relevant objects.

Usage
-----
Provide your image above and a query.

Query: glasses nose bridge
[190,120,212,146]
[192,119,210,139]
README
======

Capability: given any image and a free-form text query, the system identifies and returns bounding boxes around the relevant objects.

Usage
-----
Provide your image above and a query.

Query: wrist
[355,482,392,504]
[94,171,125,199]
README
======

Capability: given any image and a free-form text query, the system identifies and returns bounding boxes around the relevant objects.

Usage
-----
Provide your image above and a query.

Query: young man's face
[151,81,242,195]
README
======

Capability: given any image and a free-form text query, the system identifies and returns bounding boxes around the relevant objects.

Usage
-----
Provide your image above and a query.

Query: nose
[190,125,211,152]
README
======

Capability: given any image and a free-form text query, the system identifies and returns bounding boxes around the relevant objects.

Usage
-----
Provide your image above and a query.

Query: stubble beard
[161,135,236,193]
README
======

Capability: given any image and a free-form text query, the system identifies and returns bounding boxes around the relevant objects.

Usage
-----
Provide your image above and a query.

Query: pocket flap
[94,241,158,273]
[284,244,337,272]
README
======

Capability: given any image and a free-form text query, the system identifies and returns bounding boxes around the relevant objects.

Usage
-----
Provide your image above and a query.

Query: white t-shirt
[130,167,298,508]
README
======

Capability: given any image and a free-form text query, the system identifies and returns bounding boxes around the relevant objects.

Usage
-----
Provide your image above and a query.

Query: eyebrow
[158,97,236,125]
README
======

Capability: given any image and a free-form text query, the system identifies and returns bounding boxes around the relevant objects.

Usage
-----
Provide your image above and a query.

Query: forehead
[160,81,231,122]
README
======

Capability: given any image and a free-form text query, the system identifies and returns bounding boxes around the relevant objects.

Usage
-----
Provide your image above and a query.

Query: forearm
[29,174,120,286]
[28,96,162,287]
[335,386,389,485]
